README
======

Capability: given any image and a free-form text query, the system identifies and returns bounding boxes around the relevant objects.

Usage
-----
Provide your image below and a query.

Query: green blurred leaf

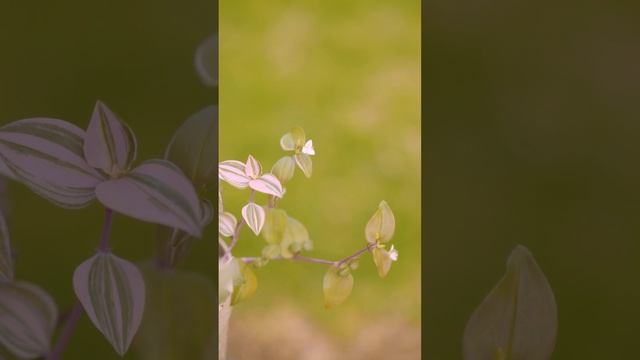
[262,208,288,244]
[231,263,258,305]
[323,266,353,309]
[271,156,295,183]
[463,245,557,360]
[135,265,217,360]
[365,200,395,243]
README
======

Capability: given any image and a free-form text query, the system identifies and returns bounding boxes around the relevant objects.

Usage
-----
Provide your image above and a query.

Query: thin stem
[98,208,113,252]
[223,190,255,259]
[47,208,114,360]
[241,243,376,267]
[46,301,83,360]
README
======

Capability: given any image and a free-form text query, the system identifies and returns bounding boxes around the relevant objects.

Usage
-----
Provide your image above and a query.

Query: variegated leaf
[463,245,557,360]
[0,210,12,281]
[241,203,265,235]
[0,281,57,359]
[165,105,217,189]
[219,160,250,189]
[248,174,284,198]
[95,159,204,237]
[294,153,312,178]
[194,34,217,88]
[218,212,237,238]
[0,118,105,208]
[73,252,145,356]
[365,200,395,243]
[244,155,261,179]
[271,156,295,183]
[84,101,137,177]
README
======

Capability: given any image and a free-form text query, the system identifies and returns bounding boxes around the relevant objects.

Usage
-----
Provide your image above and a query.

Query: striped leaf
[463,245,557,360]
[73,252,145,356]
[294,153,312,178]
[241,203,265,235]
[95,159,204,237]
[218,212,237,238]
[0,210,13,281]
[0,118,105,208]
[365,200,395,244]
[323,266,353,309]
[0,281,57,359]
[219,160,250,189]
[84,101,137,177]
[248,174,284,198]
[194,34,217,88]
[165,105,217,189]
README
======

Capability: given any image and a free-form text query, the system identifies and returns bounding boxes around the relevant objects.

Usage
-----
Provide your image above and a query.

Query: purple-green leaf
[0,210,13,282]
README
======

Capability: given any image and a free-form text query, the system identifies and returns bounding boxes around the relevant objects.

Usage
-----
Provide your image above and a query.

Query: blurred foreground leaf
[463,245,557,360]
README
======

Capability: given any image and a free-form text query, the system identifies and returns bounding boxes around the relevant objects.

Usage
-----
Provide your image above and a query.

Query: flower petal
[249,174,284,198]
[84,100,137,176]
[302,139,315,155]
[219,160,250,188]
[294,153,313,178]
[241,203,265,235]
[73,252,146,356]
[244,155,261,179]
[95,159,203,237]
[0,118,105,208]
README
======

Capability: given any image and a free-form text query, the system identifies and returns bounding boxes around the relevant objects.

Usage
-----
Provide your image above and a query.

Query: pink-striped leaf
[244,155,261,179]
[73,252,145,356]
[219,160,250,189]
[0,210,12,281]
[241,203,265,235]
[95,159,204,237]
[0,281,57,359]
[219,212,237,238]
[0,118,105,208]
[84,101,137,177]
[249,174,284,198]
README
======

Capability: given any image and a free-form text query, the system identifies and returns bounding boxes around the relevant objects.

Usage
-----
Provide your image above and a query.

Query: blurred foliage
[219,0,421,352]
[426,0,640,358]
[0,1,215,359]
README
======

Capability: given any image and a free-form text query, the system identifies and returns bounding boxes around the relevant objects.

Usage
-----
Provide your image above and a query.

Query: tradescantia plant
[0,97,216,359]
[0,32,218,360]
[218,126,399,359]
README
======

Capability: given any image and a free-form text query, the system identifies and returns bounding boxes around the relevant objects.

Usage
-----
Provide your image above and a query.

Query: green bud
[271,156,296,183]
[323,266,354,309]
[365,200,395,243]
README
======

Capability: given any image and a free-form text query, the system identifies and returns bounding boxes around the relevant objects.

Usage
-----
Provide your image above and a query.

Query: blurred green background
[426,1,640,359]
[0,1,216,359]
[220,0,420,359]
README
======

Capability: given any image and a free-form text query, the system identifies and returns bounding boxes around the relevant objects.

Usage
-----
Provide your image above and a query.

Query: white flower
[280,127,314,178]
[389,245,398,261]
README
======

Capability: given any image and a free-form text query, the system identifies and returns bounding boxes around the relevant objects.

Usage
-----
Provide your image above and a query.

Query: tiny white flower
[389,245,398,261]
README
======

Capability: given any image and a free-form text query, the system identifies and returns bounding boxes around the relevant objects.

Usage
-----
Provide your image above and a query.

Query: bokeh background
[426,0,640,359]
[220,0,421,359]
[0,1,216,359]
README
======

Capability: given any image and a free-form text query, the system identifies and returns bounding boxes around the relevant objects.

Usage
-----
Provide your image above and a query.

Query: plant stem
[241,243,376,267]
[46,301,83,360]
[47,207,114,360]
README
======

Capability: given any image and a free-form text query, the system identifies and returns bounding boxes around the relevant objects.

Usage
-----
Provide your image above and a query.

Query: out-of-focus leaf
[0,210,12,281]
[96,159,204,237]
[218,257,242,304]
[261,208,288,244]
[0,281,57,359]
[134,265,217,360]
[73,252,146,356]
[463,245,557,360]
[83,100,137,177]
[365,200,395,243]
[280,216,310,259]
[294,153,312,178]
[323,266,353,309]
[165,105,217,189]
[0,118,104,208]
[231,263,258,305]
[241,203,265,236]
[271,156,295,183]
[218,297,232,360]
[194,34,217,88]
[280,127,306,151]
